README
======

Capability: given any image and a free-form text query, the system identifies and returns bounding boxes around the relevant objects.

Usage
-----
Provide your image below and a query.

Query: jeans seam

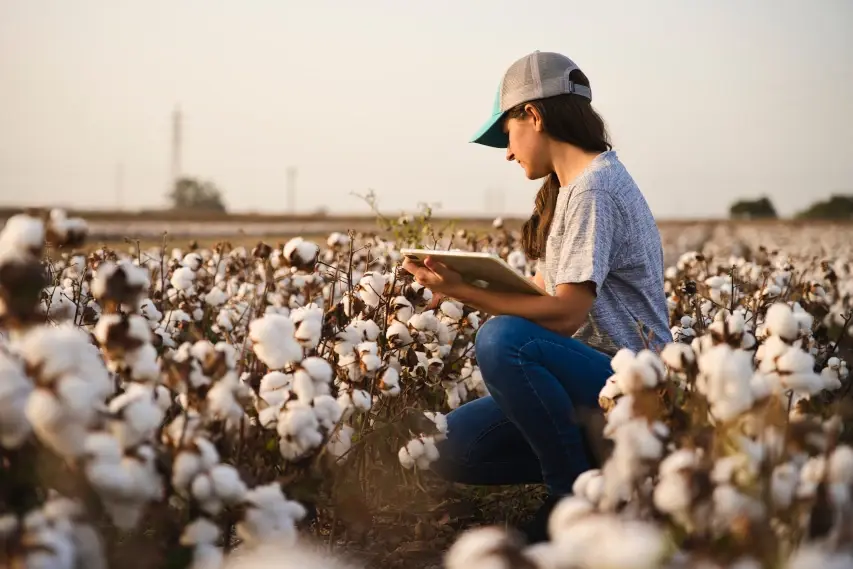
[512,337,597,487]
[515,338,576,461]
[462,417,512,464]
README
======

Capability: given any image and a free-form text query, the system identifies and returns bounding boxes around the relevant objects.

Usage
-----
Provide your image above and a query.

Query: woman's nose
[505,147,514,161]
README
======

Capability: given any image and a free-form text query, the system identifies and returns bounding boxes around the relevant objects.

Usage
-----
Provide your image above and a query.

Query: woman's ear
[524,103,544,132]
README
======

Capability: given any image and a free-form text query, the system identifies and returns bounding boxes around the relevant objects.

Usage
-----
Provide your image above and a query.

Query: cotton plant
[7,206,853,569]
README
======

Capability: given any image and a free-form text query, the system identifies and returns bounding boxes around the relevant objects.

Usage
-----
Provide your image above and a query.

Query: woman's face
[504,107,551,180]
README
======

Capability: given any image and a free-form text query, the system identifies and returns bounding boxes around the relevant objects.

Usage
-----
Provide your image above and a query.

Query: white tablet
[400,248,548,296]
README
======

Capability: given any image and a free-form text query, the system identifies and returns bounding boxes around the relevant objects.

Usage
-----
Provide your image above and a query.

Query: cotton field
[2,209,853,569]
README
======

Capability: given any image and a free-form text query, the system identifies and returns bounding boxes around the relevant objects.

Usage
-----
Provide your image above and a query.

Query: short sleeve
[553,189,619,294]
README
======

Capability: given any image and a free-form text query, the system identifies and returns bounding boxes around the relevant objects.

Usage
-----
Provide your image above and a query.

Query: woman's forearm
[446,282,585,336]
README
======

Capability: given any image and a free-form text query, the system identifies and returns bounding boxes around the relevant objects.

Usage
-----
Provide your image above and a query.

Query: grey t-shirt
[537,150,672,355]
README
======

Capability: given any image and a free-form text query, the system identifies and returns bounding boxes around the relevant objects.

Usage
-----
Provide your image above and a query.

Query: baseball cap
[470,51,592,148]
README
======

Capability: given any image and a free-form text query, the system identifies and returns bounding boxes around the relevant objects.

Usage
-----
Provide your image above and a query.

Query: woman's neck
[550,143,605,188]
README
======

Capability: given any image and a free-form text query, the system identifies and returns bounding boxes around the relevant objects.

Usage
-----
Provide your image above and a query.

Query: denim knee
[475,315,527,390]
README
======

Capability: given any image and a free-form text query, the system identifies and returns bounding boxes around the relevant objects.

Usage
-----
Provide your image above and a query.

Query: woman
[401,51,671,542]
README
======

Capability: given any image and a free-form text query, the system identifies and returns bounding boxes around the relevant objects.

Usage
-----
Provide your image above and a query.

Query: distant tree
[168,177,227,212]
[729,196,777,220]
[795,194,853,220]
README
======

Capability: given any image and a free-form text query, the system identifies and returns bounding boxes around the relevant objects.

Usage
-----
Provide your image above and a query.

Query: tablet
[400,248,548,296]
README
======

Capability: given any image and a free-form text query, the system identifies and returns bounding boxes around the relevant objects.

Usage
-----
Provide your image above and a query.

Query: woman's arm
[402,256,595,337]
[531,270,545,291]
[448,279,595,337]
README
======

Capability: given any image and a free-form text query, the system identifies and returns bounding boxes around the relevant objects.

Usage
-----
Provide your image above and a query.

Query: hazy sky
[2,0,852,219]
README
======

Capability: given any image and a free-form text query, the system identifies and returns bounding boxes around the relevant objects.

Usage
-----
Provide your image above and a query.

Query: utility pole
[286,167,297,213]
[115,162,124,210]
[484,187,505,217]
[170,105,183,195]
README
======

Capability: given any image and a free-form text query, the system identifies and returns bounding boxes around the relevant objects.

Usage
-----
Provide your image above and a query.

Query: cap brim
[469,111,508,148]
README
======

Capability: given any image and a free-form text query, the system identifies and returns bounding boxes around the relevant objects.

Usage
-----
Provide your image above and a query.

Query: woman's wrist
[445,282,478,305]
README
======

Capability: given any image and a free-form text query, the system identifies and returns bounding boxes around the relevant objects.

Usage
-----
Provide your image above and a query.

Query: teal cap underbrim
[469,85,509,148]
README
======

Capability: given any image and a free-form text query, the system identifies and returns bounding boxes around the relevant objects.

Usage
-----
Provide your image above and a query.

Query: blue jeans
[431,315,614,495]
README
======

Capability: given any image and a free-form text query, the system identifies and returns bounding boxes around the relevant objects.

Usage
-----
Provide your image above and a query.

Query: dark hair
[509,69,612,260]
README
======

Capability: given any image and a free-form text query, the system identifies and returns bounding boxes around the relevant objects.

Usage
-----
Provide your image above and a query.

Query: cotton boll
[387,320,413,346]
[249,314,303,369]
[829,445,853,485]
[820,366,844,391]
[350,389,371,412]
[660,342,696,371]
[300,356,333,384]
[312,395,343,431]
[283,237,319,269]
[209,464,248,504]
[445,526,526,569]
[653,468,693,519]
[757,336,790,371]
[797,456,827,499]
[418,436,440,469]
[713,484,765,526]
[398,445,416,469]
[257,403,283,430]
[326,232,350,248]
[207,374,248,427]
[613,358,659,393]
[204,287,229,307]
[107,385,165,448]
[771,462,799,510]
[277,402,324,459]
[326,424,354,461]
[0,213,44,253]
[126,343,161,382]
[785,547,853,569]
[462,366,488,397]
[466,312,481,331]
[181,518,223,569]
[547,515,668,569]
[359,320,381,343]
[41,285,77,321]
[440,300,464,320]
[423,411,448,440]
[26,388,89,458]
[171,266,196,292]
[602,394,636,437]
[16,323,111,391]
[572,469,603,499]
[173,450,206,494]
[361,352,382,374]
[259,371,292,406]
[0,352,33,448]
[235,483,306,548]
[391,296,414,322]
[697,345,754,421]
[378,366,401,396]
[775,347,825,394]
[445,381,466,410]
[398,437,427,470]
[191,474,215,505]
[408,311,439,333]
[357,272,386,307]
[548,496,595,540]
[609,348,636,373]
[765,302,798,341]
[292,369,317,402]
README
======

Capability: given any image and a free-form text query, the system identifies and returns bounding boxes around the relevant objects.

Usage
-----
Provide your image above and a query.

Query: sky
[1,0,852,220]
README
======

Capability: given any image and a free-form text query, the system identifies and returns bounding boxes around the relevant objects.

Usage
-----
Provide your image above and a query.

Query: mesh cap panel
[498,51,591,112]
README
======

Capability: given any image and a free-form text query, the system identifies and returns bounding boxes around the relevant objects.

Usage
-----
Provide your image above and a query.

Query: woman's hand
[401,256,466,299]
